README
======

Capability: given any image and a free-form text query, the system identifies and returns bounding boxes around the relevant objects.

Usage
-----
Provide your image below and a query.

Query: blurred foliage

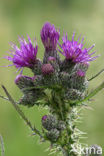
[0,0,104,156]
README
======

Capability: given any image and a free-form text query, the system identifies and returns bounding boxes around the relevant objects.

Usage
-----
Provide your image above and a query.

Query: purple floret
[76,70,85,77]
[41,22,60,51]
[42,115,48,121]
[6,35,38,71]
[58,33,97,64]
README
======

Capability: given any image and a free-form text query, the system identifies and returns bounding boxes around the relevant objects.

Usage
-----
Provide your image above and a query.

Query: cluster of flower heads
[41,115,65,142]
[6,22,96,72]
[4,22,102,155]
[5,22,97,106]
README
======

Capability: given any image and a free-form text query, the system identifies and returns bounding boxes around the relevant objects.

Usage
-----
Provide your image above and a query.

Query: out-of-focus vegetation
[0,0,104,156]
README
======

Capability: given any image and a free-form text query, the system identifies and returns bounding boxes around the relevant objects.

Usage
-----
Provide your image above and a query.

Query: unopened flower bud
[15,74,34,92]
[70,69,88,91]
[65,89,85,101]
[41,64,54,75]
[46,128,60,142]
[18,90,41,107]
[42,115,58,131]
[57,121,65,131]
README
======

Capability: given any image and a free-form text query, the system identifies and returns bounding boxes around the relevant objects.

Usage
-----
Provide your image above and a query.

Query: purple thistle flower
[58,33,97,64]
[41,22,60,51]
[5,35,38,71]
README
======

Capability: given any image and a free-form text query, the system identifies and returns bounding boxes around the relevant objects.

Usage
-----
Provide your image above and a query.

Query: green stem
[1,85,43,139]
[88,69,104,81]
[59,101,78,155]
[0,95,9,101]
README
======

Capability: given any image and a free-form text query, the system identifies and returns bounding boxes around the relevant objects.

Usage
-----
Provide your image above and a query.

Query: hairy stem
[1,85,43,138]
[55,94,78,156]
[0,95,9,101]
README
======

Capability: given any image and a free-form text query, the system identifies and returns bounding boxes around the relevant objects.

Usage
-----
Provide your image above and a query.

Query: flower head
[15,74,33,85]
[41,64,54,75]
[41,22,60,51]
[58,32,97,63]
[41,115,58,131]
[15,74,34,91]
[6,36,38,70]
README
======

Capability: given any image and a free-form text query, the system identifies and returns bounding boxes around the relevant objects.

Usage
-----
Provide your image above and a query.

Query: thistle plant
[0,22,104,156]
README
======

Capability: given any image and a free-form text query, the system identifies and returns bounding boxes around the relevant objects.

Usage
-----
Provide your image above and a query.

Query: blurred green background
[0,0,104,155]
